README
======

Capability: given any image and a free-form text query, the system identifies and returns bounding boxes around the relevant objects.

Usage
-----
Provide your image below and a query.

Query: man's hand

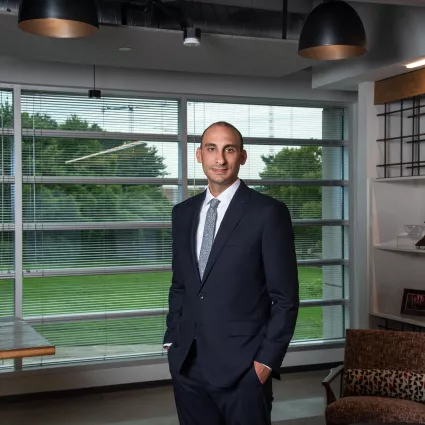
[254,360,271,384]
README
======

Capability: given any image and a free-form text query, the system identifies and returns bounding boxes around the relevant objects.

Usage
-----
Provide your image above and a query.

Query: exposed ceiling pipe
[99,0,308,40]
[6,0,308,40]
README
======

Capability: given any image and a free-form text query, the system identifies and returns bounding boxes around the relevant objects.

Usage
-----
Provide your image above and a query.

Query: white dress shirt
[196,179,241,260]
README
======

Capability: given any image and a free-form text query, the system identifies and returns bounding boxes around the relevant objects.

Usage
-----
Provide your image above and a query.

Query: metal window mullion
[25,308,167,324]
[191,178,347,187]
[13,86,23,319]
[21,221,172,231]
[348,103,357,329]
[24,265,173,278]
[13,85,23,372]
[1,223,14,231]
[4,219,348,231]
[23,176,180,185]
[179,97,188,201]
[0,220,349,233]
[0,176,14,183]
[0,128,14,136]
[21,129,179,142]
[298,259,348,267]
[292,219,348,227]
[23,259,347,278]
[188,135,347,147]
[24,299,348,325]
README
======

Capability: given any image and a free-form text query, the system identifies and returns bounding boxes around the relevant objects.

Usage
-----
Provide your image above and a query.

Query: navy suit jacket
[164,180,299,388]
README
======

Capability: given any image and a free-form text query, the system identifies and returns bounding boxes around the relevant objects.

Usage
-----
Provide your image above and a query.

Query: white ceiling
[1,0,424,85]
[0,12,315,79]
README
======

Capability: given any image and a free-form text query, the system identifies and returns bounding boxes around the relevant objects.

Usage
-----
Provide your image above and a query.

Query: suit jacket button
[193,322,196,328]
[199,294,204,300]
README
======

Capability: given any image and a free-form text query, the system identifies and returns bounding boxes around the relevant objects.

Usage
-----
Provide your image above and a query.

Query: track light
[18,0,99,39]
[298,0,367,60]
[183,27,201,47]
[406,59,425,69]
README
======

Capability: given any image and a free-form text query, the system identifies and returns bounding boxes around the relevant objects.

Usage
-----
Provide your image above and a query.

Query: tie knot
[209,198,220,210]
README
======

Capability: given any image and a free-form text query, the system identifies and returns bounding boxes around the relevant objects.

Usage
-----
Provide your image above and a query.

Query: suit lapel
[189,192,205,280]
[200,182,250,290]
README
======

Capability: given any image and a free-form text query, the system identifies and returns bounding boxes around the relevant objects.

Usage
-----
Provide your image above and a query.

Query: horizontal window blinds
[188,101,348,343]
[3,93,350,367]
[22,184,176,223]
[21,91,178,364]
[0,89,14,319]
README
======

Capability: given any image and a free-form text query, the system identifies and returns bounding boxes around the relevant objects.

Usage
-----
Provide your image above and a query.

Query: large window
[20,92,178,364]
[188,101,349,343]
[2,91,349,368]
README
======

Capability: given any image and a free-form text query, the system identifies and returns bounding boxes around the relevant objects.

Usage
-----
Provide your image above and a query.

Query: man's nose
[216,151,226,165]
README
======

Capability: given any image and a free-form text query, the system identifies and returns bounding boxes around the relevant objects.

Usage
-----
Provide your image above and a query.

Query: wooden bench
[0,316,55,361]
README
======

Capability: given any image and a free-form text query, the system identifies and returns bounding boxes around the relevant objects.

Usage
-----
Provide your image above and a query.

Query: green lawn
[0,267,325,347]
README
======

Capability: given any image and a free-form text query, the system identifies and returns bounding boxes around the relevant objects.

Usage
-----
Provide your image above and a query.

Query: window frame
[0,85,352,371]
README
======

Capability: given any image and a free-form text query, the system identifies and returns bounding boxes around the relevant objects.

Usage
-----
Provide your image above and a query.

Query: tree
[0,105,175,269]
[259,146,323,259]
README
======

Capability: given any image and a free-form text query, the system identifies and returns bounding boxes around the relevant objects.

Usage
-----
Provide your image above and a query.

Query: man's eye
[226,148,235,153]
[207,147,215,151]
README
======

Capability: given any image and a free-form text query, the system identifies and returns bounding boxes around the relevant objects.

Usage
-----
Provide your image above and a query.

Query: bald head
[201,121,244,150]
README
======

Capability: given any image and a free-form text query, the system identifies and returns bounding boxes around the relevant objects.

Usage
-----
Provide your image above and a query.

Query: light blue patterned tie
[198,198,221,280]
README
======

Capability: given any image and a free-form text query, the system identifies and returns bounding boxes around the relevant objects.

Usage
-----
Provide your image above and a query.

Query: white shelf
[374,176,425,183]
[375,244,425,254]
[371,311,425,328]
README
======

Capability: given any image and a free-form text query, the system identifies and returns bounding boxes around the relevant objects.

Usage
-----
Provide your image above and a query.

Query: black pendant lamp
[88,65,101,99]
[18,0,99,38]
[298,0,367,60]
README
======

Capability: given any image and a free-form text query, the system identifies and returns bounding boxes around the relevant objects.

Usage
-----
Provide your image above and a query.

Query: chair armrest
[322,365,344,406]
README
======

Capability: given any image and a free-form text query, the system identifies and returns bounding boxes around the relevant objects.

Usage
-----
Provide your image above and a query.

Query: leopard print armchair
[322,329,425,425]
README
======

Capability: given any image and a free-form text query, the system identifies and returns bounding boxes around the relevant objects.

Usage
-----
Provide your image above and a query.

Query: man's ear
[240,149,247,165]
[196,147,202,164]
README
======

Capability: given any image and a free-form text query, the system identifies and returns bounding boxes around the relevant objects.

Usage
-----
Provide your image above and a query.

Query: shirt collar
[204,179,241,207]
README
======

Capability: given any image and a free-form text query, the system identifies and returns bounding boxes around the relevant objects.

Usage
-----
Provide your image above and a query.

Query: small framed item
[401,289,425,317]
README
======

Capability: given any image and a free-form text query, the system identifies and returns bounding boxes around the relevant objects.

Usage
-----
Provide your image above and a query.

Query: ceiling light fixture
[405,59,425,69]
[18,0,99,39]
[118,47,132,52]
[88,65,101,99]
[298,0,367,60]
[183,27,201,47]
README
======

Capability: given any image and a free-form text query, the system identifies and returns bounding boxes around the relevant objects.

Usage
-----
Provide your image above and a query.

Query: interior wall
[0,56,356,103]
[359,82,425,319]
[0,347,343,396]
[372,183,425,315]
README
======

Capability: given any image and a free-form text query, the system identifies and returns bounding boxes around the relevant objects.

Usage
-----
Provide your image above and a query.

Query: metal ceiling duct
[98,0,307,40]
[4,0,308,40]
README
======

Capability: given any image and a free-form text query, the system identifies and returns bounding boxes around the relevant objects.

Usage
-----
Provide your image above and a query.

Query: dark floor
[1,370,331,425]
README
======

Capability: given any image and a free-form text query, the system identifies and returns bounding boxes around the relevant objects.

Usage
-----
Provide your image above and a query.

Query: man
[164,121,299,425]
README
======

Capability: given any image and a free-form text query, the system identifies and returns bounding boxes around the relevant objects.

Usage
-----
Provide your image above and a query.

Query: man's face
[196,125,247,187]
